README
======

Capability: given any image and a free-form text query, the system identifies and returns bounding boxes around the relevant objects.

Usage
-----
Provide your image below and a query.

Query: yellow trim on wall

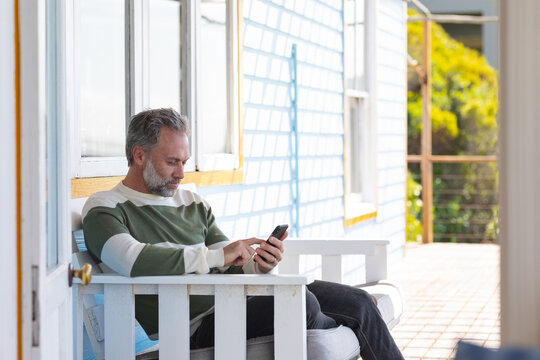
[184,168,243,187]
[344,211,378,228]
[71,169,244,198]
[71,177,123,198]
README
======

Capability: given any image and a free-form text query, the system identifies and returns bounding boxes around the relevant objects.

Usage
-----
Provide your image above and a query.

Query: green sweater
[82,182,259,337]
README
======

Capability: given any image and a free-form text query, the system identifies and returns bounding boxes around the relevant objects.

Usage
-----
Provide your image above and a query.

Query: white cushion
[136,325,360,360]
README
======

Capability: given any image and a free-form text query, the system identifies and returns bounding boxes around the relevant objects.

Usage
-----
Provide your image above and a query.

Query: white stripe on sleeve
[207,240,230,250]
[100,233,146,276]
[183,247,225,274]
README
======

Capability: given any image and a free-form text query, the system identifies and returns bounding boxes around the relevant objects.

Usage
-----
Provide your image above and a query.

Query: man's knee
[305,289,337,329]
[305,289,324,328]
[355,287,376,303]
[305,289,322,318]
[345,287,378,311]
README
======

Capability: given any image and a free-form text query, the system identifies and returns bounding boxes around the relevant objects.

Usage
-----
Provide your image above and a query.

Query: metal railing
[407,158,498,243]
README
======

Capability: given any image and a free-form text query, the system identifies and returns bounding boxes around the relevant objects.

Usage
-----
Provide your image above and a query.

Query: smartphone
[266,224,289,247]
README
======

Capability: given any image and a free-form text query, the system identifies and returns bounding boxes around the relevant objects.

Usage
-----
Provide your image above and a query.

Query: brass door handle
[69,263,92,287]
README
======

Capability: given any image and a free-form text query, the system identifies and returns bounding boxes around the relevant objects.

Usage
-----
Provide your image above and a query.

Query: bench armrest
[75,273,312,290]
[280,238,389,283]
[285,238,389,255]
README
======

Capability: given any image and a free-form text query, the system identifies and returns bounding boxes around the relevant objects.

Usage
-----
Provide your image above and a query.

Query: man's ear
[132,145,147,166]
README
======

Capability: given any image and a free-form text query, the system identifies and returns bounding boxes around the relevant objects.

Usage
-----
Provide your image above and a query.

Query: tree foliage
[407,13,498,156]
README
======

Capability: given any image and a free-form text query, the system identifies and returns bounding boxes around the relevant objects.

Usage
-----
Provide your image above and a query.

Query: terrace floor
[388,242,500,360]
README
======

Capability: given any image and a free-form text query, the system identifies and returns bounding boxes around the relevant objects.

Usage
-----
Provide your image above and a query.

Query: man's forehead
[158,127,187,140]
[153,129,190,156]
[156,129,188,144]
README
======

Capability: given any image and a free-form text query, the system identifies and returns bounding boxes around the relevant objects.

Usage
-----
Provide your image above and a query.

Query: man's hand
[254,231,288,273]
[223,238,263,266]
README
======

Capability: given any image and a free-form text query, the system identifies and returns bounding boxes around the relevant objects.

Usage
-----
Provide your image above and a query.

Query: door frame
[19,0,73,358]
[1,0,19,358]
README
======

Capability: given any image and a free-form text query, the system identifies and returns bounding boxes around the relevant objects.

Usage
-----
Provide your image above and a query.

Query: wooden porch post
[421,20,433,244]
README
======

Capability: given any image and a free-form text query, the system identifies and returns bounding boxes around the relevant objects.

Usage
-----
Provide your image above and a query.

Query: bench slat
[274,285,307,360]
[215,285,246,360]
[366,245,388,283]
[279,254,300,275]
[159,285,190,360]
[104,285,135,360]
[322,255,343,283]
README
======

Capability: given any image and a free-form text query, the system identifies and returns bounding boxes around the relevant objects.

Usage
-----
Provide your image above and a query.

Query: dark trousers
[190,280,404,360]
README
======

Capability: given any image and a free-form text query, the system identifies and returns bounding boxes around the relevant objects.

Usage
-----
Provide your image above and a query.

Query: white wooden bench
[72,193,404,360]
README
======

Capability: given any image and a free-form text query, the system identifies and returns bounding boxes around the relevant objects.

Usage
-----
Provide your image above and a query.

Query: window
[71,0,241,178]
[344,0,377,225]
[73,0,127,177]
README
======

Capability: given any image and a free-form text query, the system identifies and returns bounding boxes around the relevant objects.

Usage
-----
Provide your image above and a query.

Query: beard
[142,158,178,197]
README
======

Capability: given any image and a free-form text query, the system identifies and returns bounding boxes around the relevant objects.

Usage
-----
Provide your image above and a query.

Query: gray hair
[126,108,190,166]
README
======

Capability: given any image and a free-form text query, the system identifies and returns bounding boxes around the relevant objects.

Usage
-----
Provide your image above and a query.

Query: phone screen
[267,224,288,246]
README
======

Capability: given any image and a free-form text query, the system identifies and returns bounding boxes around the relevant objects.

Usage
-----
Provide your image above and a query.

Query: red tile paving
[389,243,500,360]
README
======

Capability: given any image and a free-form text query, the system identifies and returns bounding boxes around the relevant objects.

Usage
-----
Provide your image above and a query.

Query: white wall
[0,0,19,358]
[499,0,540,347]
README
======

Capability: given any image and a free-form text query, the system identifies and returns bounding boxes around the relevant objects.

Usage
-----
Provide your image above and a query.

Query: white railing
[74,273,311,360]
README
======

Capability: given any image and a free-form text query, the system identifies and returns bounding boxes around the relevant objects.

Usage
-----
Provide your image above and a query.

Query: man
[83,108,404,359]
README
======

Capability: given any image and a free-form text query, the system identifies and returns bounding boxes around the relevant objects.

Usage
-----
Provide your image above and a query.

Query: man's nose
[173,163,184,180]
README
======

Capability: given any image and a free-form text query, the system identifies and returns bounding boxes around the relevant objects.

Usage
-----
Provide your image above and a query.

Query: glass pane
[344,0,365,90]
[344,0,355,89]
[347,98,362,194]
[198,0,229,155]
[355,0,365,23]
[149,0,181,111]
[79,0,125,157]
[354,22,365,90]
[46,0,59,268]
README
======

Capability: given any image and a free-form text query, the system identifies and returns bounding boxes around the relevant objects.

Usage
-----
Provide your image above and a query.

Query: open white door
[19,0,77,358]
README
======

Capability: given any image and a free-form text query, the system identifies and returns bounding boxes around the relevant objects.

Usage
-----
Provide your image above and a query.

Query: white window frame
[344,0,378,222]
[191,0,240,172]
[69,0,240,178]
[69,0,129,177]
